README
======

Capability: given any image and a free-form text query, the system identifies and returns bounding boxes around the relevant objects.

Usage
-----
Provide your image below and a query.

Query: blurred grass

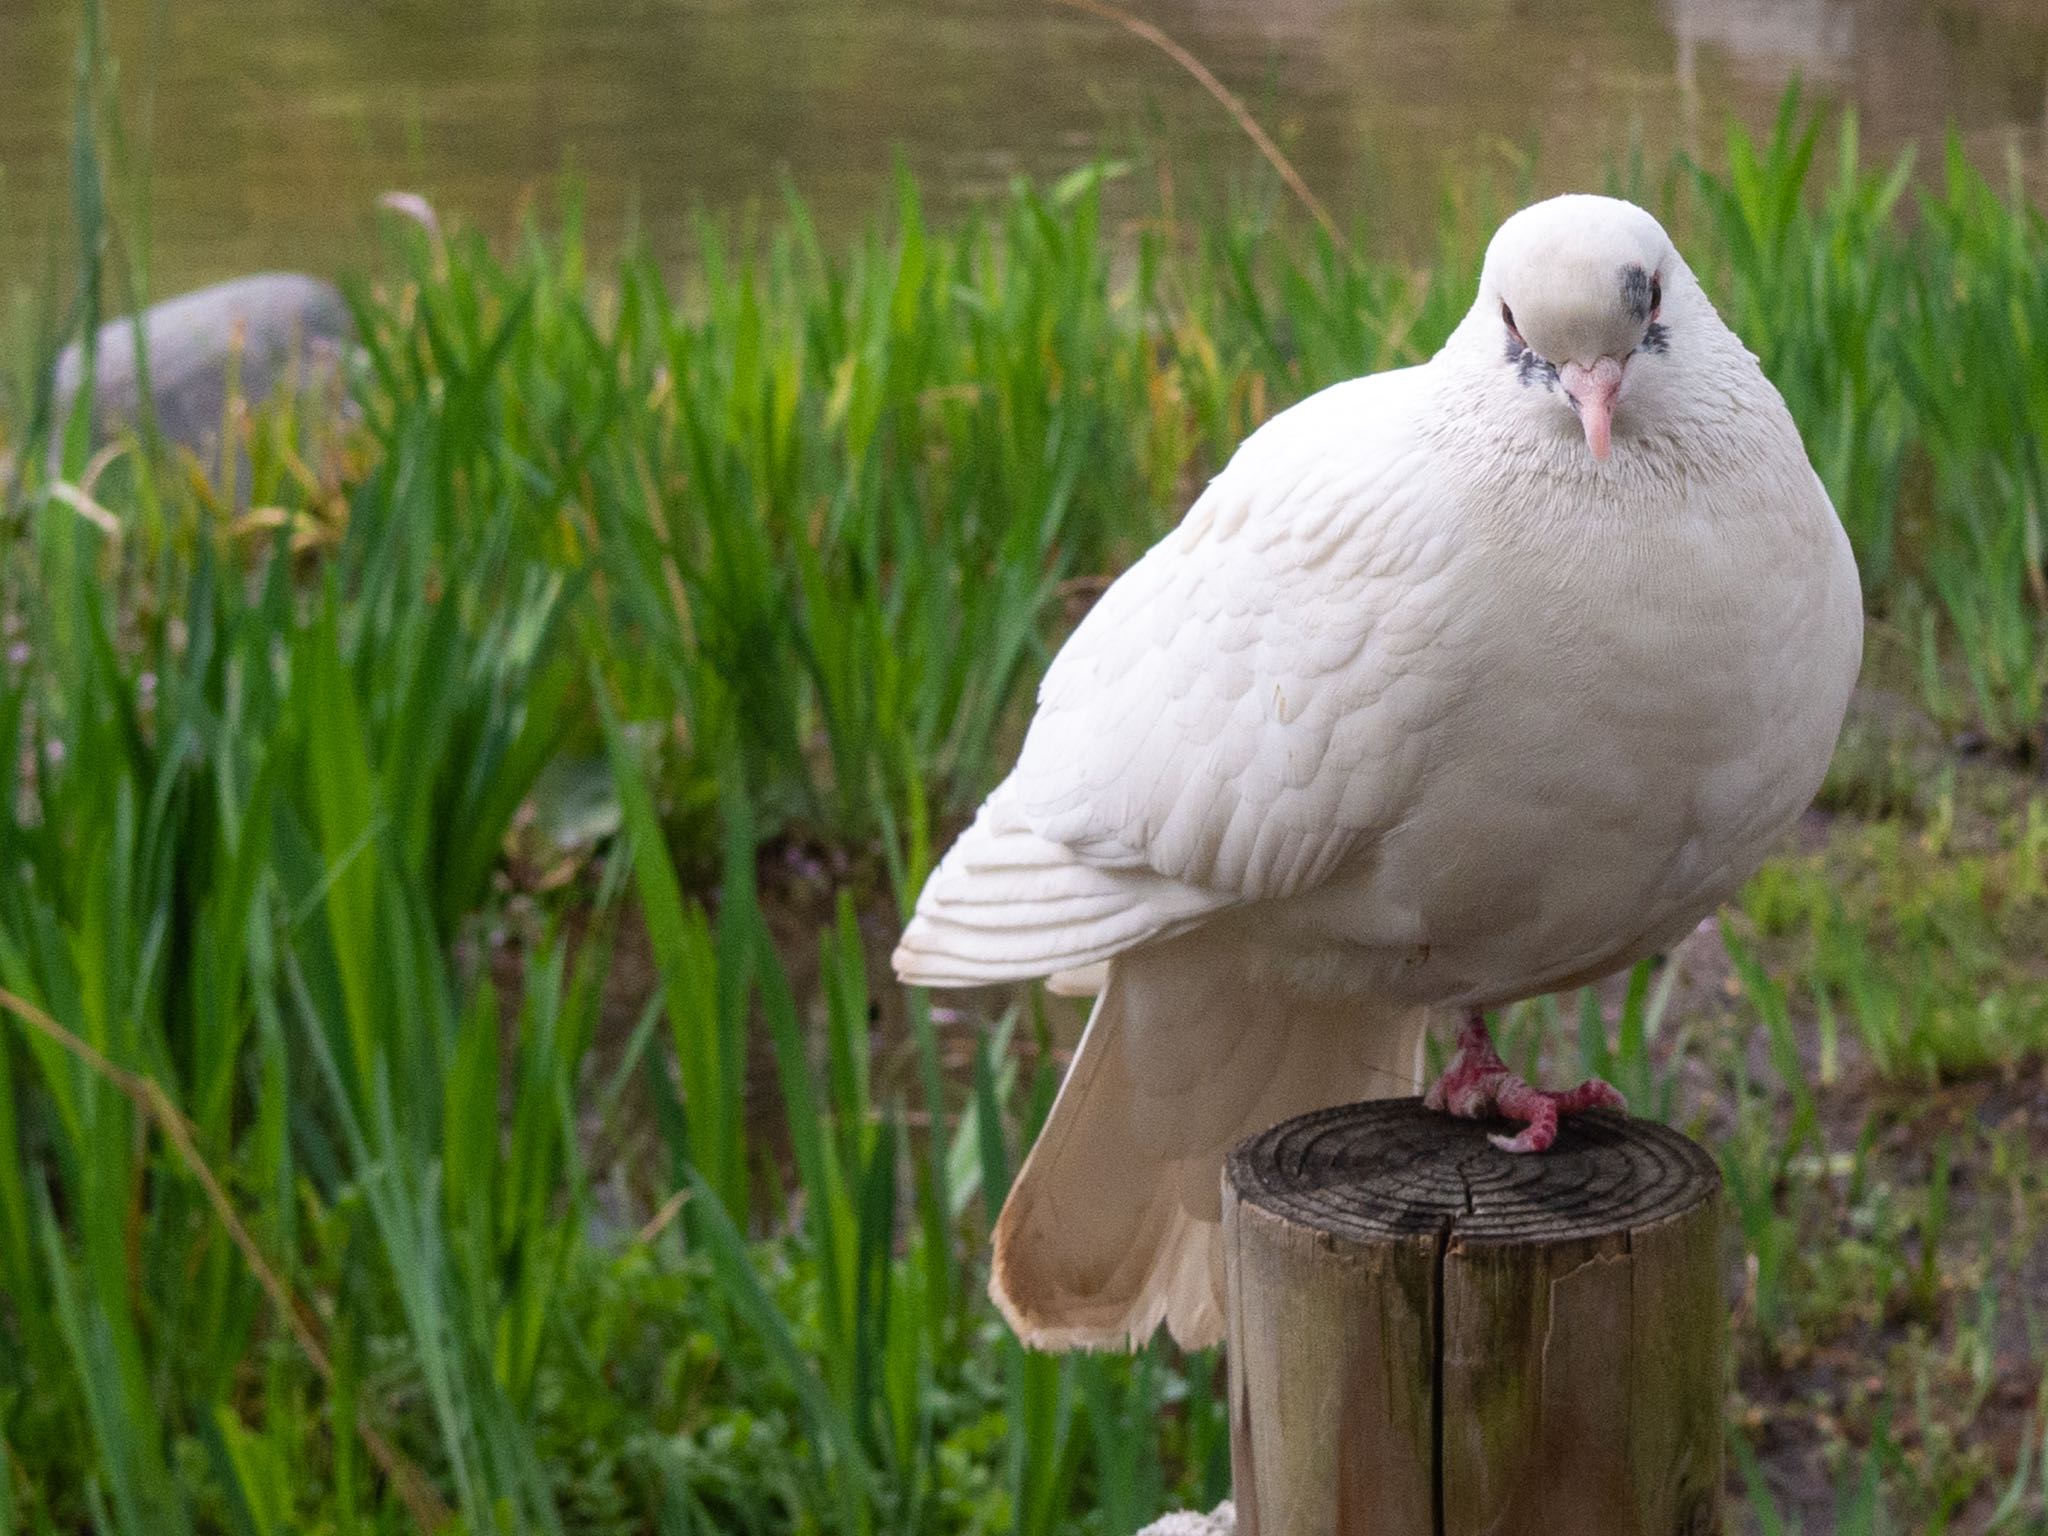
[0,32,2045,1533]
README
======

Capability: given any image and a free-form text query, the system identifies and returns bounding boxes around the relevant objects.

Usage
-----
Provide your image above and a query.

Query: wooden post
[1224,1098,1722,1536]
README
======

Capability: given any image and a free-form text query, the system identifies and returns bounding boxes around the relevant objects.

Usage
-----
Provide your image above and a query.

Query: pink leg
[1422,1010,1626,1154]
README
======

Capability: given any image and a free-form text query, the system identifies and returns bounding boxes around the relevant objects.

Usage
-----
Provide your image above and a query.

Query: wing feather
[896,369,1465,986]
[1010,372,1458,900]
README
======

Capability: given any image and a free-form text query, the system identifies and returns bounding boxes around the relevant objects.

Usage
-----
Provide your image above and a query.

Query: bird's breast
[1284,466,1860,1008]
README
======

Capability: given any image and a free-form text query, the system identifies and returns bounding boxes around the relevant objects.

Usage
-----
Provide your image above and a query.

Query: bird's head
[1475,195,1683,462]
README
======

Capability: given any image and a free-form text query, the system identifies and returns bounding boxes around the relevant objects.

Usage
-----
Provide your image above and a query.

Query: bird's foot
[1422,1010,1626,1154]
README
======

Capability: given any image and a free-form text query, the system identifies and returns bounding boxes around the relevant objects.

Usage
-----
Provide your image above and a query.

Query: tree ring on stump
[1227,1098,1719,1247]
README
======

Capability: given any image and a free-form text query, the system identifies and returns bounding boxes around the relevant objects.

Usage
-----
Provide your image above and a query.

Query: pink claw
[1423,1010,1627,1155]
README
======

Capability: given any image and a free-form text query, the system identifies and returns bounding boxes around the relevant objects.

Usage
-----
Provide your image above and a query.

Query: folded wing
[896,371,1459,986]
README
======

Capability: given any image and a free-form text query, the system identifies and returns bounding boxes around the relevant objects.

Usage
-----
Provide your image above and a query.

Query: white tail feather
[990,932,1429,1351]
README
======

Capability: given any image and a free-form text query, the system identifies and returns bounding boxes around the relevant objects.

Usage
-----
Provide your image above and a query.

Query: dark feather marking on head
[1635,321,1670,356]
[1512,345,1560,391]
[1504,322,1560,389]
[1620,264,1653,324]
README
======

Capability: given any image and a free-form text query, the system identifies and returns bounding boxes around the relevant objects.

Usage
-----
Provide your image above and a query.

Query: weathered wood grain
[1224,1098,1722,1536]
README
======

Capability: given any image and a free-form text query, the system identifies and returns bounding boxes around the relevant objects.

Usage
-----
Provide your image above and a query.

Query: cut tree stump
[1224,1098,1722,1536]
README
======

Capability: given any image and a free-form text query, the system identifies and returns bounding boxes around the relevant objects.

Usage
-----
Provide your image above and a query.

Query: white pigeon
[893,194,1862,1351]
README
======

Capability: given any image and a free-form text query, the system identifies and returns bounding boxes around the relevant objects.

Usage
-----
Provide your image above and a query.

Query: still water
[3,0,2047,294]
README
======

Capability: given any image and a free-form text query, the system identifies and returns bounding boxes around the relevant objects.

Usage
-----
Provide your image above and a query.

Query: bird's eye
[1501,302,1523,344]
[1649,277,1662,318]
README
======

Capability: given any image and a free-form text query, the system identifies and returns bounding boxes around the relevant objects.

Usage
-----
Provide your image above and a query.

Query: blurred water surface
[3,0,2046,292]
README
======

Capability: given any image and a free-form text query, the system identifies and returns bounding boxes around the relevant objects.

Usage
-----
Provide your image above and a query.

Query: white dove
[893,194,1862,1351]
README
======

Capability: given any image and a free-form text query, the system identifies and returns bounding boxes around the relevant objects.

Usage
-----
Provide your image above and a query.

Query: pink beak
[1558,356,1625,460]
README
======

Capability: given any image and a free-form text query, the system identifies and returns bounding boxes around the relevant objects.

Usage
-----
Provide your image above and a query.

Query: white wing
[896,369,1463,986]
